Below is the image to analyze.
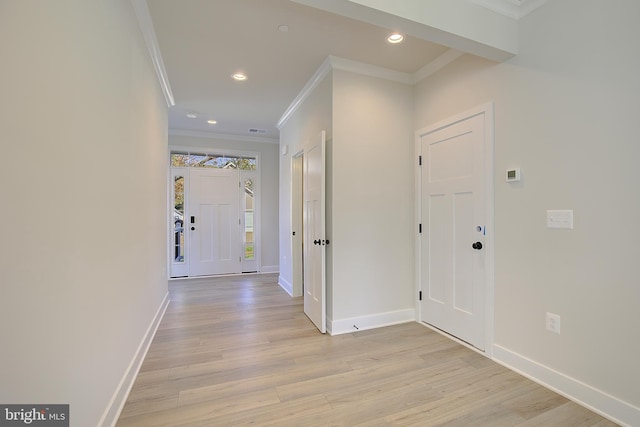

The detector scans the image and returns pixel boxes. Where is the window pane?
[244,178,254,260]
[170,152,256,170]
[171,153,189,167]
[173,176,185,263]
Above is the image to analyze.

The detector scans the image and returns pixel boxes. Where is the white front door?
[188,168,241,276]
[418,109,490,350]
[303,131,326,333]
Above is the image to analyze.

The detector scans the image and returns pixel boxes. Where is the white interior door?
[303,131,326,333]
[419,112,487,350]
[189,168,241,276]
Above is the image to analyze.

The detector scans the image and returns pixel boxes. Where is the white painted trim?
[329,309,416,336]
[278,51,466,132]
[169,129,278,145]
[260,265,279,273]
[98,293,170,427]
[277,57,333,129]
[330,56,414,85]
[278,275,293,296]
[415,102,495,356]
[131,0,174,107]
[413,49,465,84]
[470,0,548,20]
[493,344,639,427]
[482,103,496,358]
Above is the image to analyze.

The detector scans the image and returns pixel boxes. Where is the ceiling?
[146,0,452,141]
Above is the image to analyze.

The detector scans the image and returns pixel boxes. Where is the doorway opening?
[169,150,260,278]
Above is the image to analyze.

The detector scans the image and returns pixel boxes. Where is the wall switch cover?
[547,210,573,229]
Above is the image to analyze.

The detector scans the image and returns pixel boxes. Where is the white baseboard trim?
[329,308,416,336]
[278,276,293,296]
[493,344,639,427]
[260,265,279,273]
[99,293,170,427]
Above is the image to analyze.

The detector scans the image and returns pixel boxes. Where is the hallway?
[117,274,615,426]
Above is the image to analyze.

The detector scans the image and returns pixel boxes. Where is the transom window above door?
[171,151,256,170]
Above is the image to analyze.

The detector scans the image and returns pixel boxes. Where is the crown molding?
[413,49,464,84]
[169,129,279,145]
[131,0,175,107]
[276,56,334,130]
[277,51,465,130]
[470,0,548,20]
[329,56,414,85]
[277,55,413,130]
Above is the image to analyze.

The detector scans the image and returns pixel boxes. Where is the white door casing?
[303,131,326,333]
[188,168,241,276]
[291,153,304,298]
[417,105,494,351]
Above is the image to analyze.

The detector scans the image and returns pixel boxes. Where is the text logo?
[0,405,68,426]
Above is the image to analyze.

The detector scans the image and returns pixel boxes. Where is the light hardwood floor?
[117,274,617,426]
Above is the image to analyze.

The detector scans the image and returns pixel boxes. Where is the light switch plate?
[547,210,573,229]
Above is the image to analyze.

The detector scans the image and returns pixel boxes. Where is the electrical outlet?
[546,312,561,334]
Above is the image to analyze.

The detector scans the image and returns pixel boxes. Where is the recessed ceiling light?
[207,119,217,125]
[387,32,405,44]
[231,72,247,81]
[278,25,289,32]
[185,112,198,119]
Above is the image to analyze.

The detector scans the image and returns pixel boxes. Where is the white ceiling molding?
[470,0,549,20]
[277,52,467,130]
[277,55,414,130]
[329,56,414,85]
[131,0,175,107]
[413,49,465,84]
[169,129,279,145]
[276,56,333,130]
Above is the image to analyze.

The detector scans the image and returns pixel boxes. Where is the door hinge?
[418,155,422,166]
[419,291,422,301]
[418,223,422,234]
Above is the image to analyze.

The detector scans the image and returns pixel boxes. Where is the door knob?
[314,239,321,245]
[472,242,483,250]
[191,227,195,231]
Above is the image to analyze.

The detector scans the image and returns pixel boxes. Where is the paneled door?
[418,108,491,350]
[303,131,326,333]
[188,168,241,276]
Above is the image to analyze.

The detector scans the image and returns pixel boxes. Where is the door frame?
[415,102,495,356]
[291,151,304,297]
[167,145,261,278]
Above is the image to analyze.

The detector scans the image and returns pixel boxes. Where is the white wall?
[331,70,415,330]
[169,133,280,272]
[278,73,332,296]
[0,1,168,426]
[415,0,640,422]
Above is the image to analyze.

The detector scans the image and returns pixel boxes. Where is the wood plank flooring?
[117,274,617,426]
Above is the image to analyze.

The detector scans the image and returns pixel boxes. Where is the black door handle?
[314,239,321,245]
[472,242,483,250]
[191,227,195,231]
